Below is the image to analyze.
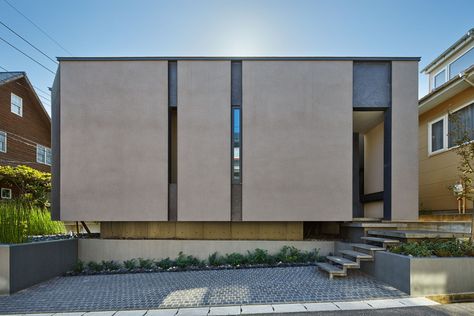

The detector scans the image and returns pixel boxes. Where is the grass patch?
[0,200,66,244]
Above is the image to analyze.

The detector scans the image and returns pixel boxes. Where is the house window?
[448,102,474,147]
[11,93,23,116]
[428,116,448,154]
[1,188,12,200]
[36,145,52,165]
[428,102,474,155]
[433,69,446,89]
[449,47,474,79]
[0,131,6,153]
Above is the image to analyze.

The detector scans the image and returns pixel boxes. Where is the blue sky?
[0,0,473,115]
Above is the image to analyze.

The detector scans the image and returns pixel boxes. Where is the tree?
[0,165,51,208]
[449,115,474,241]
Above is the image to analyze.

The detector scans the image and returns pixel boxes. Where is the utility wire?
[0,35,55,74]
[0,20,58,65]
[3,0,72,56]
[0,64,51,106]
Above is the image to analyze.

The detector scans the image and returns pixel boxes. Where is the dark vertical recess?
[383,108,392,220]
[168,61,177,221]
[352,133,364,218]
[231,61,242,221]
[383,62,393,220]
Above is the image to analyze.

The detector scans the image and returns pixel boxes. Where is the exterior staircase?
[316,234,400,279]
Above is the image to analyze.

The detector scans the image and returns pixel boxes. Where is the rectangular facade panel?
[242,61,353,221]
[177,61,231,221]
[353,62,391,108]
[391,61,419,220]
[60,61,168,221]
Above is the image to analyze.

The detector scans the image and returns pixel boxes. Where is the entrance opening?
[353,111,385,219]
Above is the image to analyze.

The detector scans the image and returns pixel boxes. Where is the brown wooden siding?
[0,78,51,173]
[419,87,474,211]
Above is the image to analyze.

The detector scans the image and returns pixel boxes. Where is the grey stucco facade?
[52,57,419,230]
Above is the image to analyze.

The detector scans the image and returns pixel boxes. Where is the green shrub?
[247,248,275,264]
[123,259,138,270]
[175,252,201,268]
[69,246,325,275]
[390,240,474,257]
[0,165,51,208]
[101,260,121,271]
[156,257,174,269]
[87,261,103,272]
[275,246,300,263]
[208,252,225,266]
[73,260,85,273]
[138,258,154,269]
[225,252,247,266]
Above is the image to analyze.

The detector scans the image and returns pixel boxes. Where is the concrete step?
[361,236,400,247]
[351,243,385,254]
[339,249,373,261]
[326,256,359,268]
[316,262,346,279]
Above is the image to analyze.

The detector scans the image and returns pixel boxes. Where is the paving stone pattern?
[0,267,406,313]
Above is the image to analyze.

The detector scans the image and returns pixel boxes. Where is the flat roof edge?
[57,56,421,62]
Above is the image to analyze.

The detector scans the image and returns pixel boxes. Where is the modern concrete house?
[419,29,474,212]
[52,57,419,241]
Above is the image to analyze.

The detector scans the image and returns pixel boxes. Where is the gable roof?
[0,71,25,85]
[0,71,51,122]
[421,28,474,74]
[419,64,474,115]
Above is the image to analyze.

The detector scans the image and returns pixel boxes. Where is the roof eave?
[421,28,474,73]
[419,66,474,114]
[57,56,421,62]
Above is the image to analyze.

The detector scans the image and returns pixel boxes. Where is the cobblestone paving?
[0,267,406,314]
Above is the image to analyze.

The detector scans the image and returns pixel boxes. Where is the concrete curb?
[0,297,439,315]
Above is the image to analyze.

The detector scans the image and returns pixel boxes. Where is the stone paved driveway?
[0,267,406,314]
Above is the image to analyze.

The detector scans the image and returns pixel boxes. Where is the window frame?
[448,46,474,80]
[0,131,6,153]
[428,101,474,156]
[36,144,52,166]
[1,188,12,200]
[432,68,447,90]
[10,93,23,117]
[428,114,448,156]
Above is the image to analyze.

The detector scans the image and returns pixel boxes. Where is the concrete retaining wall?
[78,239,334,262]
[0,239,77,294]
[358,250,474,295]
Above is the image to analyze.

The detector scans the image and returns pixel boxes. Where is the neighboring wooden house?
[0,72,51,200]
[419,29,474,212]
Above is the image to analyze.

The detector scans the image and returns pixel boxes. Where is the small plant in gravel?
[247,248,275,264]
[73,260,85,273]
[225,252,247,266]
[390,239,474,257]
[102,260,121,271]
[123,259,138,270]
[156,257,174,269]
[138,258,154,269]
[175,252,201,268]
[68,246,324,276]
[208,252,225,266]
[87,261,103,272]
